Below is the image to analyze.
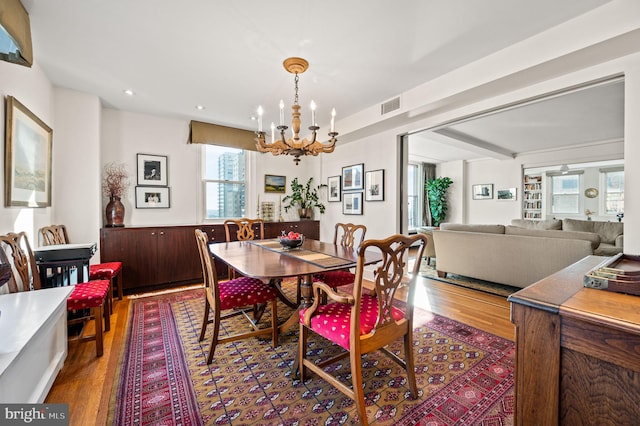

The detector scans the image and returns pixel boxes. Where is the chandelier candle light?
[255,57,338,165]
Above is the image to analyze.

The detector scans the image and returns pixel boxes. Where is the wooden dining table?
[208,238,382,333]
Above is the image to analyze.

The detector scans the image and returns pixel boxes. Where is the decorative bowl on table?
[278,234,304,249]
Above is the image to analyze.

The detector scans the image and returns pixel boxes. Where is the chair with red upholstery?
[195,229,279,364]
[1,231,110,357]
[310,223,366,303]
[299,233,428,426]
[39,224,123,304]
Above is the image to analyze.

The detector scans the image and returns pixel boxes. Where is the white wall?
[52,88,102,246]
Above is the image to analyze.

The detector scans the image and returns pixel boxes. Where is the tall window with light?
[203,145,246,219]
[604,170,624,215]
[551,174,580,214]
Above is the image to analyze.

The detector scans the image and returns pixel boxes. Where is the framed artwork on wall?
[497,187,517,200]
[137,154,168,186]
[365,169,384,201]
[327,175,341,202]
[342,163,364,191]
[264,174,286,193]
[343,192,363,215]
[135,186,170,208]
[4,96,53,207]
[472,184,493,200]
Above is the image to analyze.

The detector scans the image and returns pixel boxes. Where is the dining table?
[208,238,383,333]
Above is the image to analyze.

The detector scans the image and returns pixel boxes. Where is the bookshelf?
[523,174,543,219]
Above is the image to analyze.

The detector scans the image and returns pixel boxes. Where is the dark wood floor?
[45,277,514,425]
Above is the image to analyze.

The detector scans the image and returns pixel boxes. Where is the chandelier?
[255,57,337,165]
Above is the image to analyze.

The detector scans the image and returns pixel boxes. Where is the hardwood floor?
[44,277,514,425]
[45,295,130,426]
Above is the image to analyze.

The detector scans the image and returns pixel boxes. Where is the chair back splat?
[0,232,41,292]
[223,218,264,242]
[299,232,428,426]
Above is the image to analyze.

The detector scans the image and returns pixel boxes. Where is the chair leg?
[116,270,123,300]
[206,312,221,364]
[199,298,210,342]
[404,331,418,398]
[103,297,111,332]
[92,305,104,357]
[298,324,308,381]
[350,349,368,426]
[270,299,278,348]
[107,277,114,315]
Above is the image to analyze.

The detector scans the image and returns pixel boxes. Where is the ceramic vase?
[106,196,125,227]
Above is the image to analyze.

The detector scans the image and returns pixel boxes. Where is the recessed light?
[195,105,205,110]
[123,89,135,96]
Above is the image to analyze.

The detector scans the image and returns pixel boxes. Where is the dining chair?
[311,222,367,303]
[298,233,428,426]
[223,218,264,279]
[39,224,124,304]
[195,229,279,364]
[1,231,111,357]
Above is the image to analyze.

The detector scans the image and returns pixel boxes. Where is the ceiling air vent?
[381,97,400,115]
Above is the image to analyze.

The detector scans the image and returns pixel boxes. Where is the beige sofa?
[432,223,595,288]
[511,218,623,255]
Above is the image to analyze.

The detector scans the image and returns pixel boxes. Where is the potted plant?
[102,162,130,227]
[282,177,326,219]
[426,176,453,227]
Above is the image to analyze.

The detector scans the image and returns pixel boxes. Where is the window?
[551,174,580,214]
[407,163,420,231]
[203,145,246,219]
[604,170,624,214]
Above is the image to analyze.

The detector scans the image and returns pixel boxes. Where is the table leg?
[300,273,314,308]
[270,278,298,309]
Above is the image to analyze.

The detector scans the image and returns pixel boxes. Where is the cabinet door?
[157,227,203,283]
[101,228,159,289]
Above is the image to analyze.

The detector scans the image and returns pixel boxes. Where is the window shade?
[187,120,258,151]
[0,0,32,67]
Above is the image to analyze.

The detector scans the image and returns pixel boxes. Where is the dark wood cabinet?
[100,221,319,294]
[509,255,640,425]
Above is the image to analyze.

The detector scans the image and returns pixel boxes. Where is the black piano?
[34,243,97,287]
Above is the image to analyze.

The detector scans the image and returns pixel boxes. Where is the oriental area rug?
[110,282,514,425]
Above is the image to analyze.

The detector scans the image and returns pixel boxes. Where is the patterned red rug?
[111,284,514,425]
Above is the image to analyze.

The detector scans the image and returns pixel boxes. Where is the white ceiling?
[409,78,624,162]
[22,0,618,160]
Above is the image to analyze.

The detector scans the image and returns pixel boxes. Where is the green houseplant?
[426,176,453,227]
[282,177,326,219]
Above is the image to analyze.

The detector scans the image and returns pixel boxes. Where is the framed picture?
[365,169,384,201]
[472,184,493,200]
[497,187,517,200]
[342,163,364,191]
[343,192,363,215]
[137,154,168,186]
[4,96,53,207]
[135,186,170,208]
[264,174,286,193]
[327,175,341,202]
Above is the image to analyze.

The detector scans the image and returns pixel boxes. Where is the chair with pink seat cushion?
[1,231,110,357]
[309,222,366,303]
[195,229,279,364]
[299,233,428,426]
[39,224,123,306]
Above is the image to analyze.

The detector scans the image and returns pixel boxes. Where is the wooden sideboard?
[100,221,319,294]
[508,255,640,425]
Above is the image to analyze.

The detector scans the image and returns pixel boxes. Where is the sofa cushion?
[511,219,562,230]
[563,218,623,245]
[505,226,600,251]
[439,223,505,234]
